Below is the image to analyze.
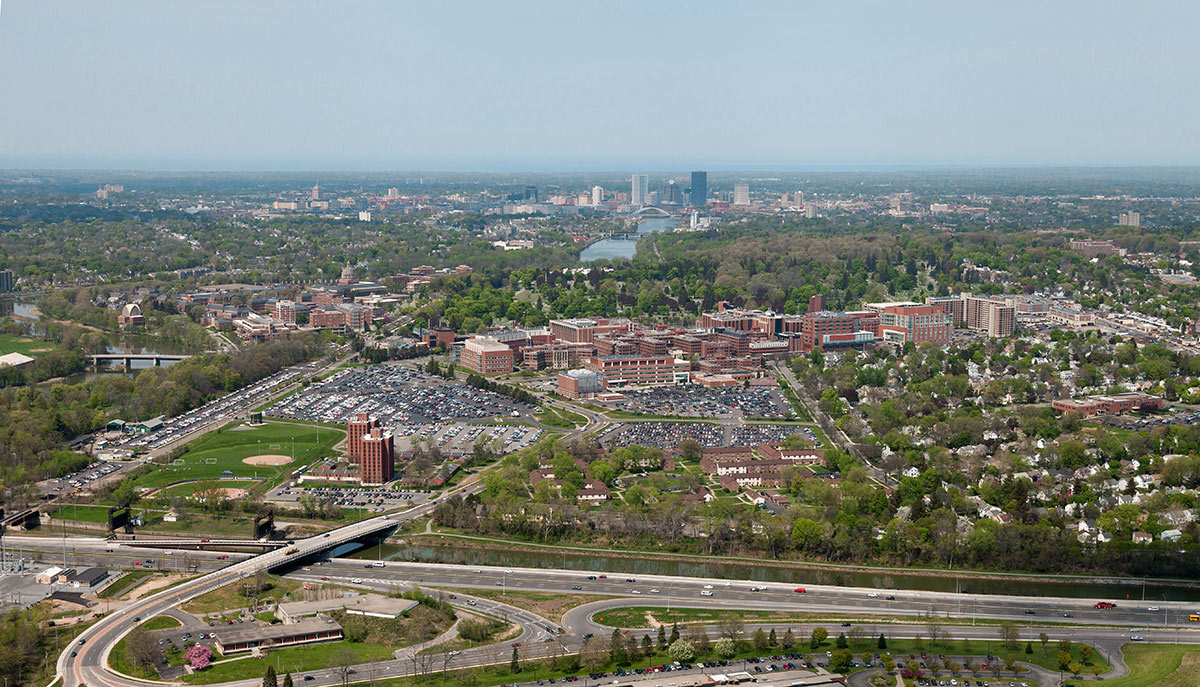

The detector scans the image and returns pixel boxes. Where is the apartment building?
[876,304,952,345]
[359,427,395,485]
[963,294,1016,337]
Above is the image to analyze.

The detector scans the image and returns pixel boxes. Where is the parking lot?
[45,460,129,496]
[600,422,821,450]
[393,422,541,455]
[267,364,536,425]
[107,367,303,453]
[599,384,791,419]
[267,484,431,510]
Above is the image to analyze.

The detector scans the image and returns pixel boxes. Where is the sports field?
[132,421,344,492]
[0,333,54,357]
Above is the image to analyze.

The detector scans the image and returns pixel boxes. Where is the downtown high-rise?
[690,170,708,207]
[631,174,648,205]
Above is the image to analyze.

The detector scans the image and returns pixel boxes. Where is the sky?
[1,1,1198,171]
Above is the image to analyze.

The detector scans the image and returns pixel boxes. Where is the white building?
[592,186,604,206]
[733,183,750,206]
[631,174,648,206]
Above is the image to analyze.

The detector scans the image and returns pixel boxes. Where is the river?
[579,216,677,262]
[347,541,1200,602]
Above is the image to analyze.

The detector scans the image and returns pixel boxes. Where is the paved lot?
[268,364,537,425]
[267,484,431,510]
[601,384,792,419]
[600,422,818,449]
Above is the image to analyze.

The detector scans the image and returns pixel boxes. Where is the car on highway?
[885,595,895,600]
[351,578,363,584]
[794,587,806,593]
[703,584,713,589]
[1131,635,1144,641]
[650,589,660,593]
[700,590,713,596]
[631,590,641,594]
[868,592,879,598]
[571,585,582,590]
[1148,606,1160,611]
[1094,601,1117,608]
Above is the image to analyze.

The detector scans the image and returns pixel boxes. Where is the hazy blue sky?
[1,1,1197,171]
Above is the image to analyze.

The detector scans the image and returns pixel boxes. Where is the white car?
[631,590,641,594]
[703,584,714,589]
[351,578,363,584]
[1148,606,1160,611]
[650,589,661,594]
[868,592,879,598]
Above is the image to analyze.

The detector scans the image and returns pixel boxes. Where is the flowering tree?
[185,645,213,670]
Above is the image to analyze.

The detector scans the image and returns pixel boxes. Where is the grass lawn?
[98,570,159,599]
[182,575,303,614]
[0,333,55,356]
[131,421,344,491]
[109,633,158,680]
[1101,644,1200,687]
[48,504,114,523]
[183,641,395,684]
[141,615,183,630]
[538,407,585,429]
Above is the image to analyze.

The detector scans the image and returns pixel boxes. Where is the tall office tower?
[644,190,660,206]
[631,174,648,205]
[311,184,320,200]
[690,171,708,207]
[592,186,604,206]
[733,183,750,206]
[525,185,538,203]
[808,294,827,313]
[1119,211,1141,227]
[0,269,13,292]
[663,180,682,204]
[806,205,817,219]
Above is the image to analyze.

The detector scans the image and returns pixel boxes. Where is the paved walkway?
[393,618,461,660]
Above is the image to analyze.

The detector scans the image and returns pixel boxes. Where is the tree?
[642,634,653,655]
[1039,632,1049,652]
[670,623,681,645]
[677,439,702,461]
[125,628,159,672]
[752,628,768,649]
[510,646,521,674]
[668,640,695,663]
[810,627,828,649]
[717,613,745,640]
[657,626,667,651]
[1025,641,1033,655]
[877,633,887,650]
[714,637,737,659]
[283,674,294,687]
[1078,645,1093,664]
[609,629,628,665]
[264,665,278,687]
[835,632,848,649]
[332,647,357,687]
[830,649,853,671]
[768,628,777,646]
[998,622,1019,648]
[1056,650,1072,670]
[781,628,795,649]
[1069,663,1083,677]
[185,645,213,670]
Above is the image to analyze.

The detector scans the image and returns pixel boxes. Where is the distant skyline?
[2,1,1199,171]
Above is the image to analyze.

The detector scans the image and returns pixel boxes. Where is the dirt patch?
[214,487,249,499]
[125,573,198,602]
[243,454,293,466]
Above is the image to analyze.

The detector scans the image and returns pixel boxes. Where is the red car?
[1094,601,1117,609]
[794,587,806,593]
[217,555,229,560]
[134,561,142,566]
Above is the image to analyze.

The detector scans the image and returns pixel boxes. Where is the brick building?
[359,427,395,485]
[346,413,379,463]
[459,337,514,376]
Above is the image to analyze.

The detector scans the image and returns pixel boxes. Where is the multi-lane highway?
[26,496,1199,687]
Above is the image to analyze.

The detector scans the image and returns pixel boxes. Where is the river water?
[579,216,677,262]
[347,541,1200,602]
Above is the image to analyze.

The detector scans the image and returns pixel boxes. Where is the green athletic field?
[132,421,344,491]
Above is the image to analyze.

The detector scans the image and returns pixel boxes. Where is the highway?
[52,478,481,687]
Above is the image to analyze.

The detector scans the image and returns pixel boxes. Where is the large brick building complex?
[459,337,515,376]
